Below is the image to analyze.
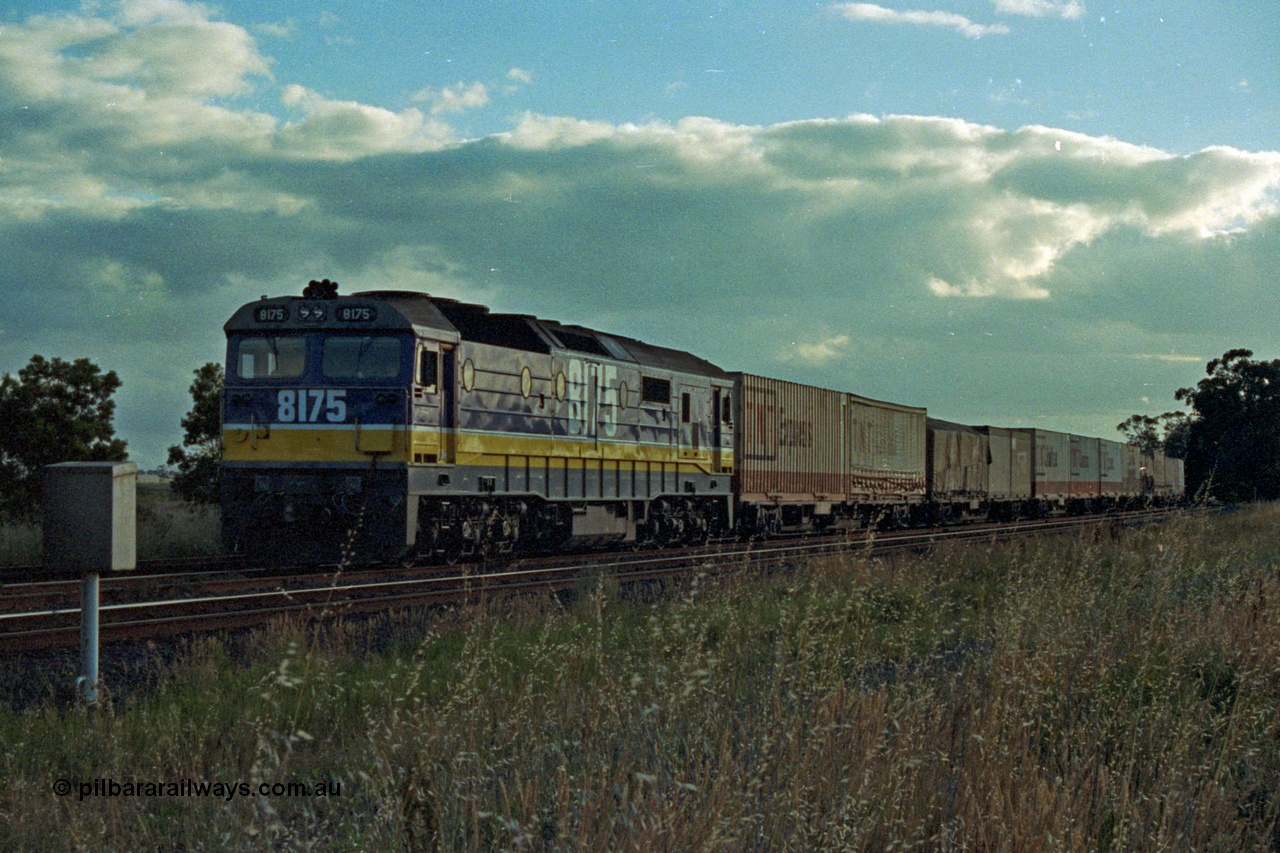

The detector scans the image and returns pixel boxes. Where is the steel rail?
[0,554,247,586]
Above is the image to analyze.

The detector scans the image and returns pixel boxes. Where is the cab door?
[411,343,439,463]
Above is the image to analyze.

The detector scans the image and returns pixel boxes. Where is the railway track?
[0,508,1181,654]
[0,554,247,586]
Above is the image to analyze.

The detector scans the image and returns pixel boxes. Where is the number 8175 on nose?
[277,389,347,423]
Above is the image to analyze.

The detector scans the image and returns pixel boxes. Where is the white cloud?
[502,113,622,149]
[0,3,269,102]
[430,81,488,114]
[832,3,1011,38]
[1133,354,1203,363]
[786,335,852,365]
[421,81,491,115]
[928,277,1050,299]
[991,0,1085,19]
[255,20,295,39]
[117,0,217,28]
[500,67,534,96]
[279,85,455,158]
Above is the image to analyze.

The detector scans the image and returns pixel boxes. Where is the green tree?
[1116,414,1163,456]
[1160,411,1191,459]
[1116,411,1190,458]
[1174,348,1280,502]
[0,355,128,518]
[167,363,223,504]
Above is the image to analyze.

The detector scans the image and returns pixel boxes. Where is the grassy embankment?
[1,505,1278,849]
[0,482,220,566]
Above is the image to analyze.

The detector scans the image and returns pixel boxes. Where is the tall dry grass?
[1,505,1277,850]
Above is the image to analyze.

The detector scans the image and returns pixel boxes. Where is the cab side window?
[418,348,438,392]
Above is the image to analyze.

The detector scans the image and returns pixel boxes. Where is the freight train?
[221,281,1184,564]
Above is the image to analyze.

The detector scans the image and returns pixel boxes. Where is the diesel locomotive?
[222,280,736,563]
[221,280,1184,565]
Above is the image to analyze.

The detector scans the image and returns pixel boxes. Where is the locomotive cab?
[221,281,459,564]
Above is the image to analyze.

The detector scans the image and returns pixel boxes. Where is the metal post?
[77,571,100,705]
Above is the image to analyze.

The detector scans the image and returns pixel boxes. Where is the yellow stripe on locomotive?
[224,422,734,476]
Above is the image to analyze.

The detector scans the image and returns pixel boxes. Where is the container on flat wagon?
[1138,450,1156,493]
[926,419,989,501]
[1121,443,1144,497]
[1030,429,1071,502]
[1098,438,1125,497]
[733,373,926,504]
[1148,448,1170,494]
[1167,456,1185,496]
[1069,435,1101,498]
[981,426,1033,500]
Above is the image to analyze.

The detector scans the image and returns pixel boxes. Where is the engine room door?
[677,384,707,460]
[439,346,456,463]
[711,388,723,471]
[586,361,600,453]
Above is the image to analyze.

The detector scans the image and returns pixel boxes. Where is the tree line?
[0,356,221,519]
[1120,348,1280,502]
[1,347,1278,519]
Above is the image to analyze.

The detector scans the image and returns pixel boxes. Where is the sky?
[1,0,1277,467]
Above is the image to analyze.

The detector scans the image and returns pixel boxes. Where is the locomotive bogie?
[221,465,411,564]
